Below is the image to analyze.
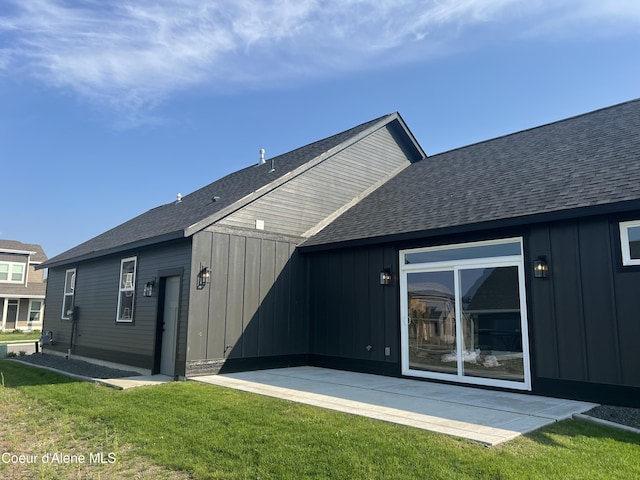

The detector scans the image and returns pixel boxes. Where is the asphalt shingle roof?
[42,114,394,268]
[0,240,47,263]
[303,98,640,249]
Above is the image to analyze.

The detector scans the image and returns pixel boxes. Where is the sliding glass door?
[400,238,531,390]
[406,270,458,375]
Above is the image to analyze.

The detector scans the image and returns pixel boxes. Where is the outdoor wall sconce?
[380,269,392,285]
[533,257,549,278]
[143,278,156,297]
[197,264,211,288]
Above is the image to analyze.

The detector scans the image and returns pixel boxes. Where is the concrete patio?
[97,374,173,390]
[193,366,597,446]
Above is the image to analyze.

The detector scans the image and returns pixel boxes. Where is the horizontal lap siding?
[42,240,191,370]
[16,299,30,323]
[217,126,412,236]
[42,268,73,353]
[29,267,45,284]
[0,254,28,288]
[528,213,640,388]
[0,253,27,264]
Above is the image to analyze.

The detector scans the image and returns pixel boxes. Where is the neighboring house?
[39,100,640,407]
[1,240,47,332]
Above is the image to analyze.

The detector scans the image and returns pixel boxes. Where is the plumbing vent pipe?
[259,148,266,165]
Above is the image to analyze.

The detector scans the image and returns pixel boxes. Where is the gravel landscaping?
[584,405,640,431]
[13,353,141,379]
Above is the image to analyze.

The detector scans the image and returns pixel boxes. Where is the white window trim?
[116,257,137,323]
[0,261,26,284]
[620,220,640,266]
[28,300,43,323]
[61,269,76,320]
[399,237,532,391]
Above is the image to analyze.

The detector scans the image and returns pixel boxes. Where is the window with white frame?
[29,300,43,322]
[62,269,76,319]
[620,220,640,266]
[0,262,26,283]
[117,257,137,322]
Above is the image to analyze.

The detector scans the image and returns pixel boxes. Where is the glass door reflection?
[407,271,457,375]
[459,266,524,382]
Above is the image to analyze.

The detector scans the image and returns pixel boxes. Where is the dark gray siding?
[42,267,72,347]
[42,239,192,371]
[307,244,399,372]
[186,227,308,375]
[217,125,413,237]
[305,213,640,405]
[528,214,640,390]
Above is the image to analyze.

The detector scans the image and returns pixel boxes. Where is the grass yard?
[1,361,639,480]
[0,330,41,343]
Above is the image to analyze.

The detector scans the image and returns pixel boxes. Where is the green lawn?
[0,330,41,343]
[1,361,639,480]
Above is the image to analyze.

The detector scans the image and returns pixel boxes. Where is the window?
[62,269,76,319]
[404,239,522,265]
[0,262,26,283]
[620,220,640,266]
[400,238,531,391]
[117,257,137,322]
[29,300,43,322]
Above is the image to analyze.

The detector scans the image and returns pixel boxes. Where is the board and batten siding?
[42,239,192,371]
[307,243,400,375]
[186,228,307,375]
[527,213,640,400]
[216,125,414,237]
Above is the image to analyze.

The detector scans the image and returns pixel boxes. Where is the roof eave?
[38,230,187,270]
[0,248,37,255]
[393,112,427,160]
[300,199,640,253]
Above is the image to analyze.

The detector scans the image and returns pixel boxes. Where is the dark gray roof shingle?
[42,114,395,268]
[303,98,640,249]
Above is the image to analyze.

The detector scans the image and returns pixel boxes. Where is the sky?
[1,0,639,260]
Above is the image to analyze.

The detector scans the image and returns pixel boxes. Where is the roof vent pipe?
[259,148,266,165]
[176,193,182,203]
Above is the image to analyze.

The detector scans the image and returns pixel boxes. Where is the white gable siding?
[216,125,412,237]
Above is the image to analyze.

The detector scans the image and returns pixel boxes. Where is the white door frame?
[399,237,532,391]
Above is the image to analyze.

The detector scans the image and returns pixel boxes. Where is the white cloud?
[0,0,638,123]
[519,0,640,38]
